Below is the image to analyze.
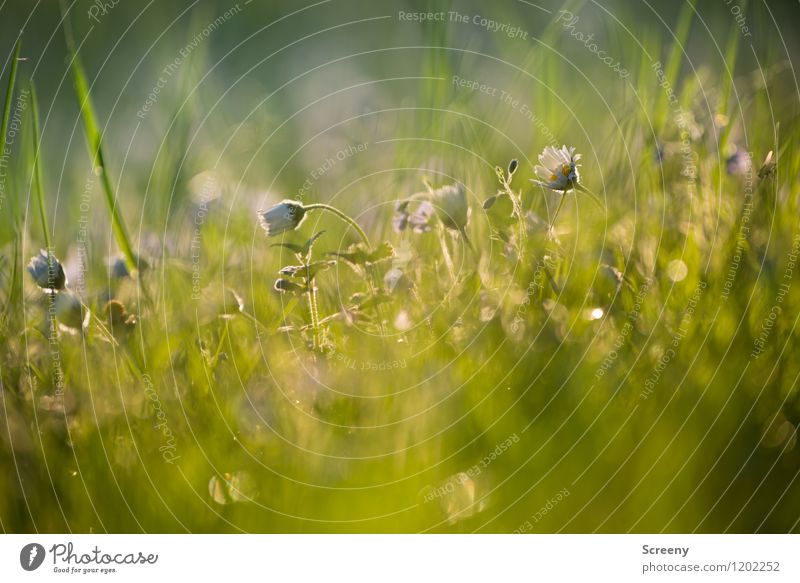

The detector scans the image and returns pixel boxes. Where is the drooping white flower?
[532,145,581,191]
[257,200,307,237]
[27,250,67,292]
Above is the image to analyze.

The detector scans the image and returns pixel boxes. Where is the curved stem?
[549,191,568,238]
[304,203,371,249]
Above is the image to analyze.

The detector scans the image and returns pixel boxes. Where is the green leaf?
[348,290,391,311]
[370,241,395,263]
[271,230,325,260]
[328,241,395,265]
[484,192,517,227]
[273,278,306,294]
[279,260,335,279]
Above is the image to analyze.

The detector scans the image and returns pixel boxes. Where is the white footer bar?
[1,535,796,582]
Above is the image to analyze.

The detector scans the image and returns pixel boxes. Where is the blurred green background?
[0,0,799,532]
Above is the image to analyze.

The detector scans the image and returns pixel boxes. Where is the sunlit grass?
[0,1,798,534]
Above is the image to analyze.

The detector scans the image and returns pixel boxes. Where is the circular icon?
[19,543,46,571]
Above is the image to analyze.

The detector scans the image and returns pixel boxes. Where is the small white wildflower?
[258,200,307,237]
[532,145,581,191]
[27,250,67,292]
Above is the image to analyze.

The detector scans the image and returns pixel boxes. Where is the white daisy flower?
[258,200,307,237]
[532,145,581,191]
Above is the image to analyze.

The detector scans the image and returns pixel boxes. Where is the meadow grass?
[0,1,798,533]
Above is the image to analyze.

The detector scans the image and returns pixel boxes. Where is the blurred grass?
[0,0,799,533]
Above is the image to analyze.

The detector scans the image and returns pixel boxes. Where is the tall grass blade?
[60,7,138,273]
[1,37,22,321]
[655,0,697,135]
[29,82,51,251]
[718,0,746,154]
[1,38,22,166]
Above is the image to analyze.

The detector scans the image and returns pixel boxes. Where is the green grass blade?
[1,38,22,165]
[1,37,22,232]
[62,18,138,272]
[718,0,746,153]
[29,82,51,251]
[663,0,697,93]
[1,36,22,321]
[655,0,697,134]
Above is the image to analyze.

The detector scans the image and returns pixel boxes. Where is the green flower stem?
[304,203,371,248]
[309,291,321,350]
[549,191,568,238]
[306,263,321,351]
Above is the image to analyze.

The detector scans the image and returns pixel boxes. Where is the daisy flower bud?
[758,151,776,180]
[27,250,67,292]
[532,145,581,191]
[258,200,307,237]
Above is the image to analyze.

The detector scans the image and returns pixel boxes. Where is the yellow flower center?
[561,164,571,177]
[550,173,557,181]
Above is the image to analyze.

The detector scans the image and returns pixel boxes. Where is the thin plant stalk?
[306,262,321,351]
[437,224,457,284]
[549,191,568,237]
[498,171,527,256]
